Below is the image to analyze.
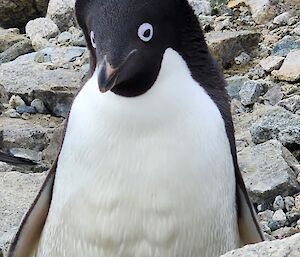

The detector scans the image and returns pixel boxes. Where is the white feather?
[36,48,240,257]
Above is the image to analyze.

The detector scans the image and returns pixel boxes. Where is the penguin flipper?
[8,164,57,257]
[236,179,265,245]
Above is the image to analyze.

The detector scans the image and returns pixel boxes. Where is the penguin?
[8,0,264,257]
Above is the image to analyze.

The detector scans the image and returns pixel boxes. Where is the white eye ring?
[138,23,153,42]
[90,31,96,49]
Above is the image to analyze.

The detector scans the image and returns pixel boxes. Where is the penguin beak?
[97,50,138,93]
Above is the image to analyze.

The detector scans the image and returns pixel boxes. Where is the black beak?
[98,58,119,93]
[97,50,138,93]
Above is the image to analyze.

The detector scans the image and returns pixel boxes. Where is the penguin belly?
[35,49,240,257]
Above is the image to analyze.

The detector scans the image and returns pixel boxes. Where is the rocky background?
[0,0,300,256]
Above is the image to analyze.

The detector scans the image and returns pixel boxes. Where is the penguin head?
[76,0,209,97]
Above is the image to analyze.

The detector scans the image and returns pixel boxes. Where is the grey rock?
[246,0,278,24]
[238,140,300,204]
[260,221,271,233]
[264,85,283,106]
[47,0,77,31]
[0,28,26,52]
[31,35,51,52]
[271,226,299,239]
[188,0,212,15]
[26,17,60,41]
[267,219,281,231]
[259,56,284,73]
[9,148,41,163]
[31,99,47,114]
[16,106,37,114]
[247,65,266,80]
[0,50,82,118]
[206,30,260,67]
[0,38,34,64]
[34,51,52,63]
[293,24,300,36]
[284,196,295,212]
[273,12,290,26]
[221,232,300,257]
[8,95,25,109]
[273,196,285,211]
[272,50,300,82]
[239,80,262,106]
[250,106,300,146]
[258,210,274,222]
[272,209,287,227]
[234,52,251,66]
[0,84,8,104]
[225,76,250,100]
[272,36,300,57]
[57,31,72,45]
[279,95,300,113]
[4,109,20,119]
[0,0,49,29]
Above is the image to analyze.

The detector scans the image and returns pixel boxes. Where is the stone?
[284,196,295,212]
[238,140,300,203]
[271,227,299,239]
[263,85,283,106]
[273,196,285,211]
[57,31,72,45]
[47,0,77,31]
[0,29,26,52]
[16,106,37,114]
[258,210,274,222]
[0,0,49,29]
[272,50,300,82]
[221,232,300,257]
[293,24,300,36]
[234,52,251,65]
[8,95,26,109]
[250,106,300,147]
[0,51,82,118]
[4,109,21,119]
[272,36,300,57]
[31,99,47,114]
[246,0,278,24]
[247,65,266,80]
[0,171,46,254]
[31,35,51,52]
[272,209,287,227]
[0,38,34,64]
[239,80,262,106]
[225,76,250,100]
[188,0,212,15]
[273,12,290,26]
[26,17,60,41]
[259,56,284,73]
[0,84,8,104]
[206,30,260,67]
[278,95,300,113]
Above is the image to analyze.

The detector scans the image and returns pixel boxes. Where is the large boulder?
[0,0,49,30]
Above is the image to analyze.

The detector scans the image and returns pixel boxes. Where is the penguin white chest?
[36,49,239,257]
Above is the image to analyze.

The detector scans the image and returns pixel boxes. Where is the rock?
[0,115,63,152]
[188,0,212,15]
[234,52,251,65]
[226,76,250,100]
[239,80,262,106]
[272,50,300,82]
[246,0,278,24]
[221,230,300,257]
[16,106,37,114]
[46,0,77,31]
[0,84,8,104]
[0,50,82,118]
[4,109,21,119]
[238,140,300,203]
[273,196,285,211]
[278,95,300,113]
[26,17,60,41]
[0,171,46,254]
[206,30,260,67]
[250,106,300,147]
[247,65,266,80]
[9,148,41,163]
[31,35,51,52]
[293,24,300,36]
[259,56,285,73]
[258,210,274,222]
[31,99,47,114]
[272,209,287,227]
[57,31,72,45]
[271,227,299,239]
[0,38,34,64]
[264,85,283,106]
[0,29,26,52]
[284,196,295,212]
[8,95,26,109]
[273,12,290,26]
[0,0,49,29]
[68,27,86,47]
[272,36,300,57]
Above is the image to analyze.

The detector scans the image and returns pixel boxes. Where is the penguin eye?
[90,31,96,49]
[138,23,153,42]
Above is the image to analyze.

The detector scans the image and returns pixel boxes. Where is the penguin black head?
[75,0,214,97]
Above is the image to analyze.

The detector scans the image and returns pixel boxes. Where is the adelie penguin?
[8,0,264,256]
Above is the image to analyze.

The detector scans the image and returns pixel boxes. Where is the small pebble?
[272,209,287,227]
[284,196,295,211]
[234,52,251,66]
[273,195,285,210]
[4,109,21,118]
[31,99,47,114]
[21,113,30,120]
[268,219,281,231]
[8,95,25,109]
[258,210,274,222]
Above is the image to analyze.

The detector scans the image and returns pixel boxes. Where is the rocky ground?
[0,0,300,256]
